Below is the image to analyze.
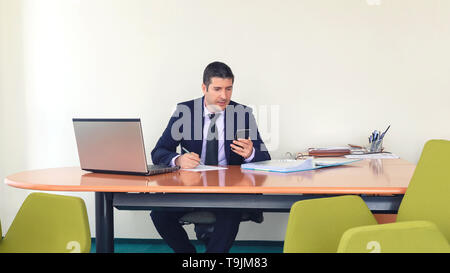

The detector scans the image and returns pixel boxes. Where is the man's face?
[202,77,233,112]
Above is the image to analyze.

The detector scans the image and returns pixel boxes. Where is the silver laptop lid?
[73,118,148,174]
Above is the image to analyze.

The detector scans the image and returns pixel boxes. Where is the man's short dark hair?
[203,61,234,90]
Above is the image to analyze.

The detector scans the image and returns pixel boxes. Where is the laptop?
[73,118,180,176]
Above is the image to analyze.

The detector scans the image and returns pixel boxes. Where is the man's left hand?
[231,138,253,159]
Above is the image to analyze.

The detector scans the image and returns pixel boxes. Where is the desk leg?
[95,192,114,253]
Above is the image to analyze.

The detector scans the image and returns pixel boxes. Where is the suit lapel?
[224,107,230,164]
[224,102,237,164]
[191,96,204,156]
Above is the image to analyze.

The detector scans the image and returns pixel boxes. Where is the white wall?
[1,0,449,241]
[0,0,30,237]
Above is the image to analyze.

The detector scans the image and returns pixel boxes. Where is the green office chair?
[0,192,91,253]
[284,139,450,253]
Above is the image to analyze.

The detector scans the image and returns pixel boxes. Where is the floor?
[90,238,284,253]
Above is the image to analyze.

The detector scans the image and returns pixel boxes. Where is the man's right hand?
[175,152,201,169]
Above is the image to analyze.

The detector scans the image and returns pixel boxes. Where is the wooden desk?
[4,158,415,253]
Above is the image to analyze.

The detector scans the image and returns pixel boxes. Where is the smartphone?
[235,129,252,140]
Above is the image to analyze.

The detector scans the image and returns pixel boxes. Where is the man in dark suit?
[150,61,271,253]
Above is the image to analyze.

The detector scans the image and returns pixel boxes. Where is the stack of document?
[308,147,351,157]
[241,158,361,173]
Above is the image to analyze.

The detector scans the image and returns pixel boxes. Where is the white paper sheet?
[182,165,228,172]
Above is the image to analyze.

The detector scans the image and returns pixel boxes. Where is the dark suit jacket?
[151,96,271,166]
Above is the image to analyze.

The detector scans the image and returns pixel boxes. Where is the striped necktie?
[205,113,220,165]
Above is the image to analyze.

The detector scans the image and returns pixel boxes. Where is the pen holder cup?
[369,139,384,153]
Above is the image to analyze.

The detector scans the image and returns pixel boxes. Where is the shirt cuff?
[244,148,256,163]
[170,154,181,167]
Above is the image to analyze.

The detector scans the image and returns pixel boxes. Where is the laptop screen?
[73,119,148,174]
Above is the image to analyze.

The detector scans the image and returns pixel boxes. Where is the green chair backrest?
[0,192,91,253]
[284,195,378,253]
[397,139,450,242]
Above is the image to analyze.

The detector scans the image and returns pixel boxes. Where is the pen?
[182,147,202,165]
[380,125,391,140]
[373,130,379,142]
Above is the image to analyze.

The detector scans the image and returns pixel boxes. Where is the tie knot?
[208,113,220,120]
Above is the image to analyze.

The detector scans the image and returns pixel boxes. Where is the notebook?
[241,158,362,173]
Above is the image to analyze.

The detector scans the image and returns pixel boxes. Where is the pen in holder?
[368,125,390,153]
[369,138,384,153]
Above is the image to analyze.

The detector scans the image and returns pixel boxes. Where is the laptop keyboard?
[147,164,180,175]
